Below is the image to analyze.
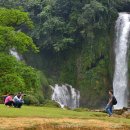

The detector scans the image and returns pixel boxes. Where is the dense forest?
[0,0,130,108]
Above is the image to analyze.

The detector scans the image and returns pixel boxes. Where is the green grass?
[0,105,130,125]
[0,104,104,118]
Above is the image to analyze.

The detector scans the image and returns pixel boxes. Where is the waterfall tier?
[113,12,130,109]
[50,84,80,109]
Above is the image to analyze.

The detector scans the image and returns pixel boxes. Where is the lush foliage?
[0,0,130,107]
[0,8,38,53]
[0,53,47,105]
[0,0,130,52]
[0,8,46,104]
[0,53,43,95]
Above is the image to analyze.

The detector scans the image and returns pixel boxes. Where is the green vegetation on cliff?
[0,0,130,107]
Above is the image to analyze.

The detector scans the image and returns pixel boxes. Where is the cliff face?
[22,1,130,108]
[25,27,115,108]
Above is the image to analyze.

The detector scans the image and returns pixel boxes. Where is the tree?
[0,8,38,53]
[0,8,43,102]
[0,53,42,95]
[34,0,75,52]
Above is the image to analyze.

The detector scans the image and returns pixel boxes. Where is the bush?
[0,53,46,100]
[43,100,61,108]
[24,95,40,105]
[34,92,45,104]
[0,74,25,94]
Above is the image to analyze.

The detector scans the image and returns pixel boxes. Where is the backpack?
[112,96,117,105]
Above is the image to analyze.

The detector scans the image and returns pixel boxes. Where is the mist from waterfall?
[50,84,80,109]
[113,13,130,109]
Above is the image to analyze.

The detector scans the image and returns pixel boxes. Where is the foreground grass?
[0,104,104,118]
[0,104,130,125]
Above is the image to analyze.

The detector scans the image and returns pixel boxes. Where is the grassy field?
[0,104,105,118]
[0,104,130,125]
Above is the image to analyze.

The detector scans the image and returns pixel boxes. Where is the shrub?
[24,95,40,105]
[43,100,61,108]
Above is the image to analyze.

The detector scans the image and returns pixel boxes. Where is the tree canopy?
[0,8,38,53]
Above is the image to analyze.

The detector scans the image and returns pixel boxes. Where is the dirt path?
[0,117,129,130]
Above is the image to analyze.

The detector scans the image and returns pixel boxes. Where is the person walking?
[105,90,115,117]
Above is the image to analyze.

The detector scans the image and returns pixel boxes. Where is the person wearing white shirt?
[13,93,24,108]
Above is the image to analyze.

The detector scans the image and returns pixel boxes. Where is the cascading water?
[10,48,22,60]
[50,84,80,109]
[113,13,130,109]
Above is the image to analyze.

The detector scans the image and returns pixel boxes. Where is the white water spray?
[113,13,130,109]
[50,84,80,109]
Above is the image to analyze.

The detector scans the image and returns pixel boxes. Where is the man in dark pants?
[105,90,114,117]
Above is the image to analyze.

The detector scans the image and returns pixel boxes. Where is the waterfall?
[113,13,130,109]
[10,48,22,60]
[50,84,80,109]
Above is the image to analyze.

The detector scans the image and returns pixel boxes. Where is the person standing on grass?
[105,90,114,117]
[4,94,14,107]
